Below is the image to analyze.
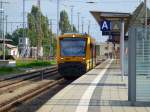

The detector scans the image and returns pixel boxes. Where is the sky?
[1,0,148,42]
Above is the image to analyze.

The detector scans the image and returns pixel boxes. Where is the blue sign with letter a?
[100,20,111,31]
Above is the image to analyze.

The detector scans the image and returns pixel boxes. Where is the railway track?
[0,77,64,112]
[0,66,57,89]
[0,66,64,112]
[0,66,57,82]
[0,69,58,95]
[0,60,104,112]
[0,60,102,94]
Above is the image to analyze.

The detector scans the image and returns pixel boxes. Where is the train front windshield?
[60,38,86,57]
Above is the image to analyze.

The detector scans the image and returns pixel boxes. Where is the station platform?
[37,59,150,112]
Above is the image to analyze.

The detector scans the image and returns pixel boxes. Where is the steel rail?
[0,78,64,112]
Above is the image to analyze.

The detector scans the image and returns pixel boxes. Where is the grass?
[16,59,56,68]
[0,59,56,76]
[0,67,24,75]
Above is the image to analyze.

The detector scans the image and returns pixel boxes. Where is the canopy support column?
[120,19,125,81]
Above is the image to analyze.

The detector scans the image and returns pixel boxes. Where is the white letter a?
[102,21,108,30]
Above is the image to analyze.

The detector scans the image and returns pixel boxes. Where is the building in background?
[96,42,119,59]
[5,44,19,58]
[19,37,30,58]
[30,47,43,59]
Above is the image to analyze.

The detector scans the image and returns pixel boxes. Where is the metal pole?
[143,0,147,63]
[2,11,5,60]
[0,1,8,60]
[82,17,84,33]
[144,0,147,40]
[57,0,59,36]
[77,12,80,33]
[5,15,7,35]
[70,5,74,31]
[51,20,54,44]
[88,20,91,34]
[11,23,12,33]
[120,19,125,81]
[0,2,5,60]
[23,0,25,38]
[145,0,147,29]
[50,19,53,57]
[0,2,2,39]
[37,0,40,9]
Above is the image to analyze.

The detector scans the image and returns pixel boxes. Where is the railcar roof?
[59,33,96,44]
[60,33,85,37]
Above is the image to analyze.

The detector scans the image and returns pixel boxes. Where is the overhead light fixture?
[86,1,97,4]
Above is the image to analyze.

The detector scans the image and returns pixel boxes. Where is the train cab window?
[60,38,86,57]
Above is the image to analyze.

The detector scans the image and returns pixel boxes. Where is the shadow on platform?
[70,82,126,87]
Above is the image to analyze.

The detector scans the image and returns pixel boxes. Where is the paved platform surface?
[37,59,150,112]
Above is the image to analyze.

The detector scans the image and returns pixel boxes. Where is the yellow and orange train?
[56,33,96,78]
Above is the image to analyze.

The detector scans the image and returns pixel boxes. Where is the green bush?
[16,60,55,68]
[0,60,56,75]
[0,67,23,75]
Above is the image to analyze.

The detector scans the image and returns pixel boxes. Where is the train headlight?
[61,58,64,60]
[83,58,85,60]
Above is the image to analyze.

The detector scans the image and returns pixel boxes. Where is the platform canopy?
[90,11,131,43]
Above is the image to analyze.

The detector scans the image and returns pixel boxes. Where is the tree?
[3,6,57,59]
[59,10,72,34]
[59,10,78,34]
[51,34,57,56]
[27,13,37,47]
[28,6,43,58]
[8,28,28,46]
[28,5,51,58]
[71,25,77,33]
[41,16,51,57]
[5,33,12,39]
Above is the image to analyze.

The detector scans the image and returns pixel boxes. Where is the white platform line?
[75,59,113,112]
